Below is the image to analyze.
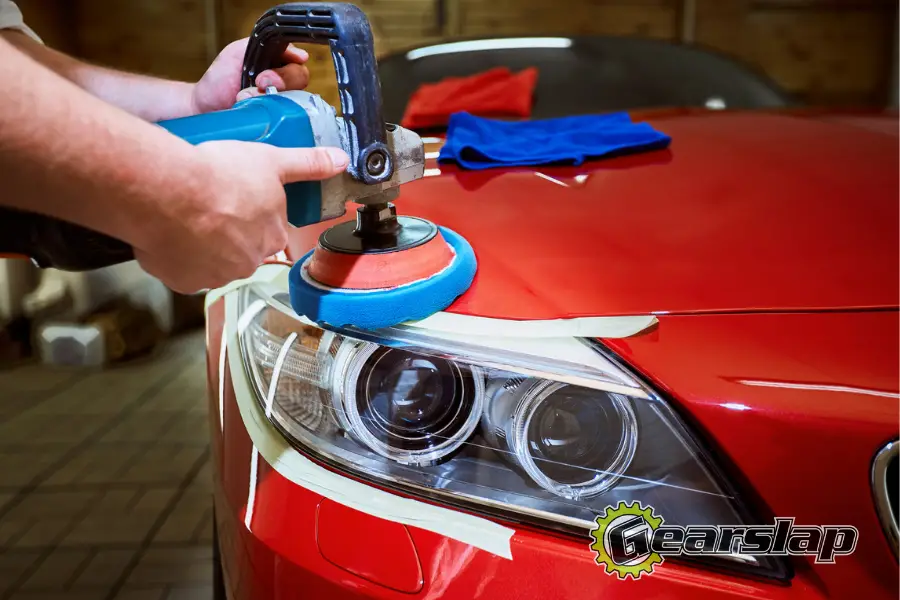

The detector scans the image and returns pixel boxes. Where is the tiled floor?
[0,332,214,600]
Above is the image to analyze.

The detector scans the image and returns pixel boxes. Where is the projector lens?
[337,343,483,466]
[483,378,638,500]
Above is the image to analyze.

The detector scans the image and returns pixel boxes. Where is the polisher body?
[159,90,425,228]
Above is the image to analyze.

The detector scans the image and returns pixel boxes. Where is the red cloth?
[401,67,538,130]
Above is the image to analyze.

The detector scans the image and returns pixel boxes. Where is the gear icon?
[590,501,664,580]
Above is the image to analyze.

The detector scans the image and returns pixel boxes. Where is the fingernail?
[326,148,350,169]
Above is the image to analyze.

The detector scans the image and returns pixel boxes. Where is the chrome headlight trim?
[872,440,899,557]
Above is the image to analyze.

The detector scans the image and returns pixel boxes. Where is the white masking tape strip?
[204,264,289,314]
[224,293,516,559]
[207,264,656,340]
[406,311,657,339]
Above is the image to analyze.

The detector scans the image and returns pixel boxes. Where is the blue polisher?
[0,2,476,328]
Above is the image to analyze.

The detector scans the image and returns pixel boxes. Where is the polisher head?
[288,202,477,330]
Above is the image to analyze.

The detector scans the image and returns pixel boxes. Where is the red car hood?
[286,110,899,321]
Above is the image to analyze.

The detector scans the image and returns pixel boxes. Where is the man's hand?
[133,142,349,293]
[192,38,311,114]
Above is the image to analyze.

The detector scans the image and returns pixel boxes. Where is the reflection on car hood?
[286,110,899,320]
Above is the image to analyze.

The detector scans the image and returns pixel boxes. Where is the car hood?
[286,110,899,321]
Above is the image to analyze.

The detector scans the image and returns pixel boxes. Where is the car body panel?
[288,110,899,320]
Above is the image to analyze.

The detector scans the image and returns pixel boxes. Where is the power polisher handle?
[240,2,393,185]
[0,207,134,271]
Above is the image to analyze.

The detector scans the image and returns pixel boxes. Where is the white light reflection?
[424,151,441,160]
[721,402,751,411]
[237,299,266,335]
[406,38,572,61]
[737,380,899,399]
[534,172,567,187]
[217,324,227,433]
[423,168,442,177]
[244,446,259,531]
[265,332,298,418]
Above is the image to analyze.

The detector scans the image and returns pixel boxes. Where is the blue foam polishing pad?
[289,227,477,330]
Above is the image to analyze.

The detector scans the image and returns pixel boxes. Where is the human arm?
[0,36,347,292]
[0,29,311,121]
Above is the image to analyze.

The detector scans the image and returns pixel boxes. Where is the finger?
[266,146,350,183]
[256,64,309,92]
[281,44,309,64]
[236,87,263,102]
[262,225,290,259]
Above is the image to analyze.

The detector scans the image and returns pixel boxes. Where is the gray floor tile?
[62,513,158,547]
[127,547,212,586]
[0,332,215,599]
[117,446,207,486]
[154,501,210,545]
[70,549,135,588]
[42,444,146,486]
[0,447,72,487]
[101,413,183,444]
[9,592,105,600]
[112,588,167,600]
[0,551,41,592]
[20,548,91,590]
[0,364,81,395]
[166,585,213,600]
[13,519,76,548]
[3,491,96,521]
[0,414,107,446]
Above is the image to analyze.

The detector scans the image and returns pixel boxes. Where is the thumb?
[266,146,350,184]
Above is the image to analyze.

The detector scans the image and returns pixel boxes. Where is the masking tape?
[208,263,657,339]
[224,292,516,559]
[204,263,288,314]
[407,311,657,339]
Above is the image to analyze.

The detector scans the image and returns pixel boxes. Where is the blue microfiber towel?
[438,111,671,170]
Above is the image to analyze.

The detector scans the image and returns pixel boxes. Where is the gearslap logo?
[589,501,859,580]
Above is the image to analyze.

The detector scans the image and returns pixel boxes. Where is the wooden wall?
[15,0,899,107]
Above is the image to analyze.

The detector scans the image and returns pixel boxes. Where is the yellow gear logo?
[590,501,664,580]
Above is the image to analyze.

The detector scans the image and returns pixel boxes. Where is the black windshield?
[378,36,792,127]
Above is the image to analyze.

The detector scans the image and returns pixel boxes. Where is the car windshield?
[377,36,791,128]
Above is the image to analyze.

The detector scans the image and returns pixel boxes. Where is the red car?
[205,38,899,599]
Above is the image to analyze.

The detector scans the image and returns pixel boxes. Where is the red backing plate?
[307,231,456,290]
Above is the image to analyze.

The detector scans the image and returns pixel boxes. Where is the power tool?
[0,2,424,271]
[0,3,477,329]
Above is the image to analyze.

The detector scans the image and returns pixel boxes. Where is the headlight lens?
[335,343,484,465]
[237,284,786,580]
[484,378,638,500]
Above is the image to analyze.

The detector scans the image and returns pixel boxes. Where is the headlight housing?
[237,283,788,580]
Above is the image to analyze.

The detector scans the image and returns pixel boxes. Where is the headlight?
[237,283,788,580]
